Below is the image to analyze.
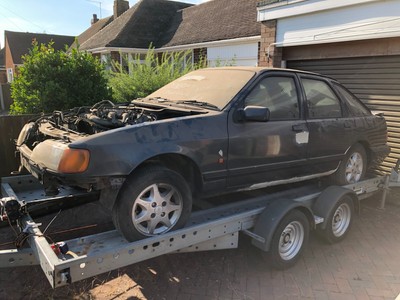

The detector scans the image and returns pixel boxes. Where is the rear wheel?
[334,144,367,185]
[113,166,192,242]
[266,210,309,270]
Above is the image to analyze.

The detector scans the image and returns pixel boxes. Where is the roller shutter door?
[288,56,400,174]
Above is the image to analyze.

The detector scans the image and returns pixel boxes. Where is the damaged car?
[16,67,390,241]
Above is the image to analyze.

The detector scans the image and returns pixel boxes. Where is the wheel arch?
[99,153,203,210]
[251,199,314,252]
[312,185,359,231]
[136,153,203,196]
[356,140,371,166]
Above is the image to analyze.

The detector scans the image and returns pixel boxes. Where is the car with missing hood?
[16,67,390,241]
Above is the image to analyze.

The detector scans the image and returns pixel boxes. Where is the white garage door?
[207,43,258,67]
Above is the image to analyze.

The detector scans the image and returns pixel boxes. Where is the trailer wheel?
[112,166,192,242]
[317,195,354,244]
[267,210,309,270]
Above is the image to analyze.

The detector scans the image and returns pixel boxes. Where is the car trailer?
[0,162,399,289]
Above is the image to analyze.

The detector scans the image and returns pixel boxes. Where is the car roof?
[206,66,334,80]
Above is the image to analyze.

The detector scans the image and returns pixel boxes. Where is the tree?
[10,41,110,114]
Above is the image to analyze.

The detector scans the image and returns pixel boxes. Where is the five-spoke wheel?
[132,183,183,236]
[112,165,192,241]
[334,143,367,185]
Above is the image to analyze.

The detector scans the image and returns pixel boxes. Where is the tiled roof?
[5,31,75,65]
[79,0,260,51]
[80,0,193,50]
[70,16,114,49]
[257,0,285,7]
[159,0,260,47]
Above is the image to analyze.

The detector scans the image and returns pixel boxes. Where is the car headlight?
[58,148,90,174]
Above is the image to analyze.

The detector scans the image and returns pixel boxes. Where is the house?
[257,0,400,173]
[0,48,5,83]
[76,0,261,67]
[4,31,75,83]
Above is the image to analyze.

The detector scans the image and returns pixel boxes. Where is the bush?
[10,41,110,114]
[108,48,205,102]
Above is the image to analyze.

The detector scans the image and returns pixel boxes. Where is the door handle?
[292,124,307,132]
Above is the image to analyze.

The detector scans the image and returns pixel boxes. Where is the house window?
[101,54,112,71]
[7,68,13,83]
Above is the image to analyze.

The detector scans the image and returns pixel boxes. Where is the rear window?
[333,83,371,117]
[302,78,342,119]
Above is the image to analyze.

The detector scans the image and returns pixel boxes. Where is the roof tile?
[5,31,75,65]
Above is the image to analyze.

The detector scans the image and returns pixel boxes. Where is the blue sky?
[0,0,208,49]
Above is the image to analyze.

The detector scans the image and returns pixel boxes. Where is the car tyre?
[333,143,367,185]
[265,210,309,270]
[112,165,192,242]
[316,195,354,244]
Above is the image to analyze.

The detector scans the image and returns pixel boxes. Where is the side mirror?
[237,106,270,122]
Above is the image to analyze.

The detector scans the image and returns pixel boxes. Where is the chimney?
[114,0,129,19]
[91,14,99,25]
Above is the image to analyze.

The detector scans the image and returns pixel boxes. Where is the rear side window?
[244,76,299,120]
[333,83,371,117]
[302,78,342,119]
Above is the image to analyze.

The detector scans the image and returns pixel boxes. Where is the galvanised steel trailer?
[0,163,399,289]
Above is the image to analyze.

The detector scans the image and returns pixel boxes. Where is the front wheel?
[266,210,310,270]
[112,166,192,242]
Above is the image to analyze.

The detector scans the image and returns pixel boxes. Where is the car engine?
[17,99,201,150]
[48,100,158,135]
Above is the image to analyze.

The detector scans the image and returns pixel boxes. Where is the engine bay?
[17,100,204,149]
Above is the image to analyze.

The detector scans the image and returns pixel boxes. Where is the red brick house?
[4,31,75,83]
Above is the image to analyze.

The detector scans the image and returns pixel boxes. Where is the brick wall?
[0,70,6,84]
[259,20,282,68]
[110,51,121,65]
[193,48,207,66]
[5,39,15,77]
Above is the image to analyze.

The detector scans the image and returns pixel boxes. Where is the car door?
[227,72,310,189]
[299,75,352,174]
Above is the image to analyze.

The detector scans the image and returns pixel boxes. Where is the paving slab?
[0,189,400,299]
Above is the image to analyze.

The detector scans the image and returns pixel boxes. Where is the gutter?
[88,36,261,54]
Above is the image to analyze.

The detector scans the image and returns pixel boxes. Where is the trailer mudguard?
[251,198,314,252]
[312,186,358,230]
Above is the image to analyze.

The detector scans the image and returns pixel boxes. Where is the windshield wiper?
[176,100,219,110]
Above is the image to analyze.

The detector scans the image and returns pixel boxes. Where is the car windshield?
[147,68,257,110]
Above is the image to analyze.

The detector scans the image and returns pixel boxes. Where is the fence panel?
[0,115,36,177]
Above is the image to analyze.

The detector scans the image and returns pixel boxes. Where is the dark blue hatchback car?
[17,67,390,241]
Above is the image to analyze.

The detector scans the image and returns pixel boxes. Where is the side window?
[244,76,299,120]
[333,83,371,117]
[302,78,342,119]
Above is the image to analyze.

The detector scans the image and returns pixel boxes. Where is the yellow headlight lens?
[58,148,90,173]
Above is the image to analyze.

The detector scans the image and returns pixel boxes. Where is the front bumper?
[18,143,98,190]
